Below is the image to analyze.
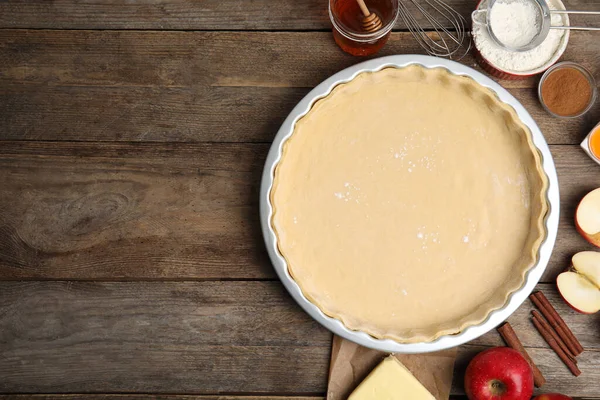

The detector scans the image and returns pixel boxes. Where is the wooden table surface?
[1,1,600,399]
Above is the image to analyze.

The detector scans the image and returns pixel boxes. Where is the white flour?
[489,0,541,48]
[473,0,567,72]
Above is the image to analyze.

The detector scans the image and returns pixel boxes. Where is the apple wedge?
[575,188,600,247]
[572,251,600,287]
[557,251,600,314]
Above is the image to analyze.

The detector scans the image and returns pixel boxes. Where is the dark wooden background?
[1,1,600,399]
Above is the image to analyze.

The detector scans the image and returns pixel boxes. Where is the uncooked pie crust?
[270,66,548,343]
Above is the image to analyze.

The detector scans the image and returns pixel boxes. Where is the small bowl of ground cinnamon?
[538,62,597,118]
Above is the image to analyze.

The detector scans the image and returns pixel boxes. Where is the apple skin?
[533,395,573,400]
[558,279,598,315]
[465,347,533,400]
[559,292,596,315]
[556,252,600,314]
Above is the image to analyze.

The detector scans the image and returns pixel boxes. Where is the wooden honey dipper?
[356,0,383,32]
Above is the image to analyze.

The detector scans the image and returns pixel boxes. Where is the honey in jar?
[329,0,399,56]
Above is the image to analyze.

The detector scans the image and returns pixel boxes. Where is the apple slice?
[572,251,600,287]
[557,272,600,314]
[575,188,600,247]
[557,251,600,314]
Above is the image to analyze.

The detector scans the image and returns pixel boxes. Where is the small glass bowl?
[581,122,600,166]
[538,61,597,119]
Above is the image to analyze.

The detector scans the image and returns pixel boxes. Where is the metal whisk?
[398,0,471,59]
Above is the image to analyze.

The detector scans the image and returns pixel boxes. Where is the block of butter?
[348,355,436,400]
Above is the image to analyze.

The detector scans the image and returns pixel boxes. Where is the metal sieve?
[472,0,600,52]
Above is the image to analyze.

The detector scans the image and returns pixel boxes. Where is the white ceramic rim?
[260,55,560,353]
[473,0,570,76]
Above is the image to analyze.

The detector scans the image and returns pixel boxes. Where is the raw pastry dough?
[271,66,547,343]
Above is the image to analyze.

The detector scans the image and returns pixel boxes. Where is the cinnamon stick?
[532,316,581,376]
[534,291,584,354]
[532,310,577,364]
[497,322,545,387]
[530,291,583,355]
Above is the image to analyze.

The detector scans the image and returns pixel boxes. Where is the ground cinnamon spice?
[541,67,593,117]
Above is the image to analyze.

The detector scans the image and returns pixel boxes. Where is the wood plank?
[0,142,271,280]
[0,397,469,400]
[1,0,599,30]
[0,397,472,400]
[0,142,598,281]
[0,397,326,400]
[0,281,331,393]
[1,30,599,144]
[0,397,471,400]
[0,397,592,400]
[0,282,598,395]
[0,397,593,400]
[0,0,475,30]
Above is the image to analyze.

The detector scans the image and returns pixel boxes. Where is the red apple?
[575,188,600,247]
[533,394,573,400]
[465,347,533,400]
[557,251,600,314]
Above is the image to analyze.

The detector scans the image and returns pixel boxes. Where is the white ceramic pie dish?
[260,55,560,353]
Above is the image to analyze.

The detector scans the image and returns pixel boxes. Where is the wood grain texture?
[0,281,331,393]
[0,397,488,400]
[0,397,325,400]
[0,393,510,400]
[1,30,599,144]
[0,397,591,400]
[0,142,598,281]
[0,282,597,395]
[1,0,599,30]
[0,142,270,280]
[0,393,591,400]
[0,397,467,400]
[0,0,472,30]
[0,397,469,400]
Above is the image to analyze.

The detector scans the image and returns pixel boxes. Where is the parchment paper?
[327,335,458,400]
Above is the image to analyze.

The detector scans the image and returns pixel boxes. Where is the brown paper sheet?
[327,335,458,400]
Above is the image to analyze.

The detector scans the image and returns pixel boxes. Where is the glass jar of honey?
[329,0,399,56]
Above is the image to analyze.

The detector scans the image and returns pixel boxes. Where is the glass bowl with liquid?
[581,122,600,166]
